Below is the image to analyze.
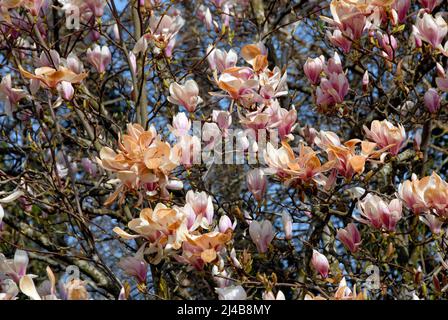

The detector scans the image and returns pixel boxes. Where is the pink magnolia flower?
[424,88,441,113]
[413,13,448,50]
[212,110,232,132]
[398,174,428,214]
[117,247,148,284]
[337,223,362,253]
[186,190,214,227]
[363,119,406,155]
[281,211,293,240]
[304,56,325,85]
[148,14,185,46]
[66,53,84,74]
[357,194,402,231]
[86,45,112,73]
[37,50,60,68]
[167,80,203,113]
[362,70,369,92]
[327,29,352,53]
[218,215,237,233]
[393,0,411,23]
[57,81,74,100]
[207,46,238,73]
[198,5,215,30]
[246,168,267,203]
[420,214,444,234]
[325,52,343,75]
[418,0,442,13]
[316,73,349,108]
[0,74,27,116]
[311,250,329,278]
[0,249,29,283]
[169,112,191,137]
[249,220,274,253]
[216,70,259,101]
[378,33,397,60]
[81,158,97,177]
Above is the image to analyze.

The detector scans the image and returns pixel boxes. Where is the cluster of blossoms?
[114,190,235,271]
[0,249,90,300]
[1,45,113,115]
[210,43,295,140]
[97,123,182,204]
[304,52,349,111]
[264,118,406,190]
[133,12,185,58]
[399,172,448,233]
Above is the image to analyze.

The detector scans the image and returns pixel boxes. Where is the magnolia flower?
[304,56,325,85]
[241,43,269,72]
[316,72,349,108]
[19,65,88,91]
[184,190,214,228]
[148,14,185,46]
[0,279,19,300]
[263,290,286,300]
[66,53,84,74]
[363,119,406,155]
[81,158,97,177]
[113,203,188,251]
[420,214,444,234]
[198,5,215,30]
[57,81,74,100]
[216,70,259,101]
[337,223,362,253]
[246,169,267,203]
[0,74,27,116]
[357,194,402,231]
[37,50,61,68]
[212,266,231,288]
[180,231,232,266]
[362,70,369,92]
[216,285,247,300]
[311,250,329,278]
[207,46,238,73]
[117,247,148,283]
[413,13,448,50]
[96,123,181,203]
[249,220,274,253]
[281,211,293,240]
[393,0,411,23]
[424,88,441,113]
[87,45,112,73]
[378,33,397,60]
[397,174,428,214]
[212,110,232,132]
[264,141,334,186]
[168,80,203,113]
[327,29,352,53]
[0,249,30,284]
[417,172,448,217]
[218,215,236,233]
[169,112,191,137]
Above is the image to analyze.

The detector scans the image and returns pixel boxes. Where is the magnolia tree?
[0,0,448,301]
